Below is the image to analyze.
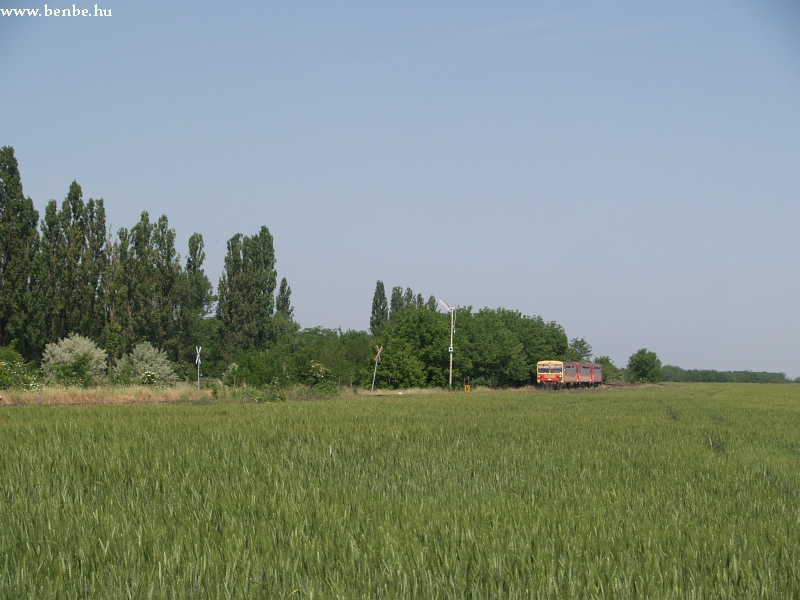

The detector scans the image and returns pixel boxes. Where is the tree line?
[0,146,297,382]
[5,145,790,391]
[2,144,608,391]
[662,365,794,384]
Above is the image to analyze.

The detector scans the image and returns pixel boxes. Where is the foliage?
[295,327,372,389]
[41,333,107,387]
[173,232,216,373]
[662,365,793,383]
[4,148,620,391]
[371,304,448,389]
[627,348,664,383]
[275,277,293,321]
[0,147,40,360]
[370,298,573,390]
[254,378,287,403]
[217,226,277,357]
[455,308,569,388]
[113,341,176,386]
[369,280,388,335]
[566,337,592,362]
[0,346,39,390]
[1,385,799,597]
[34,182,108,357]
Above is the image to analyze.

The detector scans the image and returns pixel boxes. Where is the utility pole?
[439,299,456,392]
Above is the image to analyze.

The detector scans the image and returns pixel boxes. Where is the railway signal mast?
[439,299,456,392]
[195,346,201,390]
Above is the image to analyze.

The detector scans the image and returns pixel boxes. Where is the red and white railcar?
[537,360,603,388]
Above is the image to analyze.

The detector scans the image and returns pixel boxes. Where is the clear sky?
[2,1,799,377]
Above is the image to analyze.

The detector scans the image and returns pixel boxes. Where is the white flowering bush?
[308,360,337,395]
[113,342,176,386]
[0,347,40,390]
[42,333,108,387]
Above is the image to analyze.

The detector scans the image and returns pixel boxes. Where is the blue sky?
[2,1,799,377]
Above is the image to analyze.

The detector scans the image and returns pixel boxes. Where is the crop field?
[1,384,798,598]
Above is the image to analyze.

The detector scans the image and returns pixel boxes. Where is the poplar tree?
[276,277,293,321]
[0,146,39,359]
[181,232,214,327]
[151,215,181,356]
[127,211,157,345]
[273,276,298,347]
[101,228,132,364]
[34,182,109,348]
[389,286,404,319]
[176,232,214,365]
[369,280,388,335]
[217,226,277,356]
[35,199,68,345]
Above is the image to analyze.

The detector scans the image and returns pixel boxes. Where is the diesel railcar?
[536,360,603,388]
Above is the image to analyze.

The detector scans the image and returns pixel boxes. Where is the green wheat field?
[1,384,798,598]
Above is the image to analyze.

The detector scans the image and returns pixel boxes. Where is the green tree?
[33,200,67,347]
[276,277,293,321]
[566,337,592,362]
[101,227,133,364]
[372,305,449,389]
[369,280,388,335]
[0,147,40,360]
[32,183,108,351]
[627,348,663,383]
[175,232,215,374]
[217,226,277,356]
[456,309,530,387]
[150,215,182,356]
[125,212,158,348]
[449,308,569,388]
[389,286,404,319]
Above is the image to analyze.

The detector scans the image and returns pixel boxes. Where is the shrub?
[42,334,107,387]
[0,347,39,391]
[261,379,287,403]
[114,342,176,386]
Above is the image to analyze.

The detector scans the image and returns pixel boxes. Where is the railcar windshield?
[538,364,562,373]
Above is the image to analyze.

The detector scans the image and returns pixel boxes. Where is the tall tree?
[127,211,157,345]
[389,286,404,319]
[369,280,388,335]
[101,228,132,364]
[175,232,215,369]
[35,199,68,345]
[217,226,277,356]
[151,215,181,356]
[276,277,293,321]
[0,146,40,359]
[81,196,108,341]
[272,276,297,347]
[34,182,109,348]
